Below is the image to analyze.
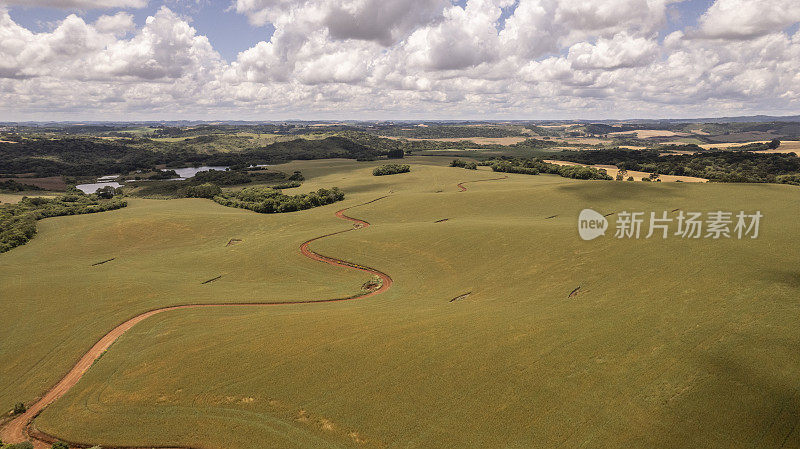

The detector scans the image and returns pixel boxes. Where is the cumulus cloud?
[2,0,800,120]
[568,32,658,70]
[94,12,135,36]
[697,0,800,39]
[0,6,221,82]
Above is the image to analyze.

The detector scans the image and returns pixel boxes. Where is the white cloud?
[94,12,135,36]
[698,0,800,39]
[567,33,658,70]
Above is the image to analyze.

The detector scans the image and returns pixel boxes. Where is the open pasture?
[1,159,799,449]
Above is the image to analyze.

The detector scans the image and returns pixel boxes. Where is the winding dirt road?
[1,197,391,449]
[2,176,506,448]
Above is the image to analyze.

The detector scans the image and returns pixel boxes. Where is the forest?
[0,137,381,178]
[553,149,800,183]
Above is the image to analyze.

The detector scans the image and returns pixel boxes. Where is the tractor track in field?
[456,175,508,192]
[3,175,507,449]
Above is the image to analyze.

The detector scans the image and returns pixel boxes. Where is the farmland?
[2,157,799,448]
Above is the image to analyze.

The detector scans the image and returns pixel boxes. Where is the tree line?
[552,149,800,183]
[212,187,345,214]
[0,194,127,253]
[373,164,411,176]
[489,159,612,180]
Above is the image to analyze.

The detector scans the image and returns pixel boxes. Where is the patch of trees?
[387,148,404,159]
[0,194,127,253]
[450,159,477,169]
[729,139,780,151]
[213,187,345,214]
[553,149,800,183]
[658,144,704,153]
[776,174,800,186]
[373,164,411,176]
[146,169,179,180]
[182,183,222,198]
[0,180,42,192]
[490,159,612,180]
[191,170,252,185]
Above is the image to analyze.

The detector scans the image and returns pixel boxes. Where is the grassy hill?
[2,158,799,448]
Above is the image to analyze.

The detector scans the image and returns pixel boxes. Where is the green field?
[2,158,799,448]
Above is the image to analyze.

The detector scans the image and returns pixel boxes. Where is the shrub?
[51,442,69,449]
[373,164,410,176]
[450,159,477,170]
[4,442,34,449]
[12,402,26,414]
[96,186,117,199]
[181,183,222,199]
[271,181,302,189]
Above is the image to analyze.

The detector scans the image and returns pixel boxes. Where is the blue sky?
[1,0,800,121]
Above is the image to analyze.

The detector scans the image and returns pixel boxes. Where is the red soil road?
[456,175,508,191]
[0,198,392,449]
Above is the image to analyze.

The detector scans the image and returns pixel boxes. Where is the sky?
[1,0,800,121]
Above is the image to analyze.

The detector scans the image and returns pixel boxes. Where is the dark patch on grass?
[449,292,471,302]
[545,215,558,219]
[91,258,115,266]
[603,212,615,217]
[671,208,681,213]
[568,286,581,298]
[434,218,449,223]
[201,275,223,285]
[226,238,242,247]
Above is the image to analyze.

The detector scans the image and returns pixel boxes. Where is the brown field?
[545,160,708,182]
[705,131,780,143]
[561,137,606,145]
[609,129,688,138]
[700,141,768,149]
[755,140,800,154]
[0,176,67,191]
[0,192,58,204]
[380,136,528,145]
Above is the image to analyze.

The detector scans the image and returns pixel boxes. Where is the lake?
[167,166,229,180]
[77,166,230,193]
[75,182,122,194]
